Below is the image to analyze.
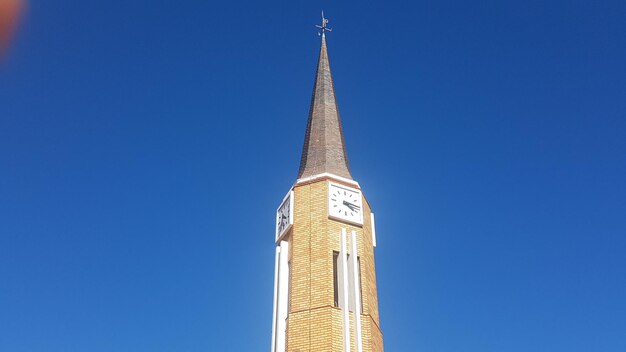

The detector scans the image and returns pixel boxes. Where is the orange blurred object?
[0,0,24,55]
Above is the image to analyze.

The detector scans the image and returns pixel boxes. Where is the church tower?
[271,17,384,352]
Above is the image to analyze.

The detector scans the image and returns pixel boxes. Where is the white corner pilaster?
[340,228,351,352]
[350,230,364,352]
[274,240,290,352]
[371,213,377,248]
[270,246,281,352]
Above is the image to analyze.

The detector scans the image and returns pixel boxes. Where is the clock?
[276,190,294,242]
[328,182,363,225]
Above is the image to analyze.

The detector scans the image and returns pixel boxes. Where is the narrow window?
[288,260,292,312]
[357,257,363,314]
[333,251,363,313]
[333,251,339,306]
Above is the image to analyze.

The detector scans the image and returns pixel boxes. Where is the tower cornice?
[295,172,360,189]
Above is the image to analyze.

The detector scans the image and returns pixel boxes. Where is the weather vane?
[315,11,332,36]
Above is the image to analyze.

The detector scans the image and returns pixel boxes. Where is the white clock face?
[328,183,363,225]
[276,190,293,242]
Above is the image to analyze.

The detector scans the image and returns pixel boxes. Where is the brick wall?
[284,178,384,352]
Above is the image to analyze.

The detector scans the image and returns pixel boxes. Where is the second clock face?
[276,190,293,242]
[328,183,363,225]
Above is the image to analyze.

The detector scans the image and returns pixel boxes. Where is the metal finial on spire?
[315,11,332,35]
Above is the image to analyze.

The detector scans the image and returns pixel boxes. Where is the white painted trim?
[350,231,363,352]
[275,241,290,352]
[370,213,377,248]
[295,172,360,188]
[328,215,364,228]
[340,228,351,352]
[270,246,280,352]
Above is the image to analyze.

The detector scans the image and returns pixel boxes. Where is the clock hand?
[342,201,360,210]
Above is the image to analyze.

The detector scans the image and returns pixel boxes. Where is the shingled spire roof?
[297,34,353,180]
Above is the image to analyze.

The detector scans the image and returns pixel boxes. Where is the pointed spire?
[297,33,353,180]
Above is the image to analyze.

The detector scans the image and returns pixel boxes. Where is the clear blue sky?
[1,1,625,351]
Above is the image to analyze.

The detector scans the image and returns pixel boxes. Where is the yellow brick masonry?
[285,178,383,352]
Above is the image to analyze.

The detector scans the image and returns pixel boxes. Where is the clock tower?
[271,18,384,352]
